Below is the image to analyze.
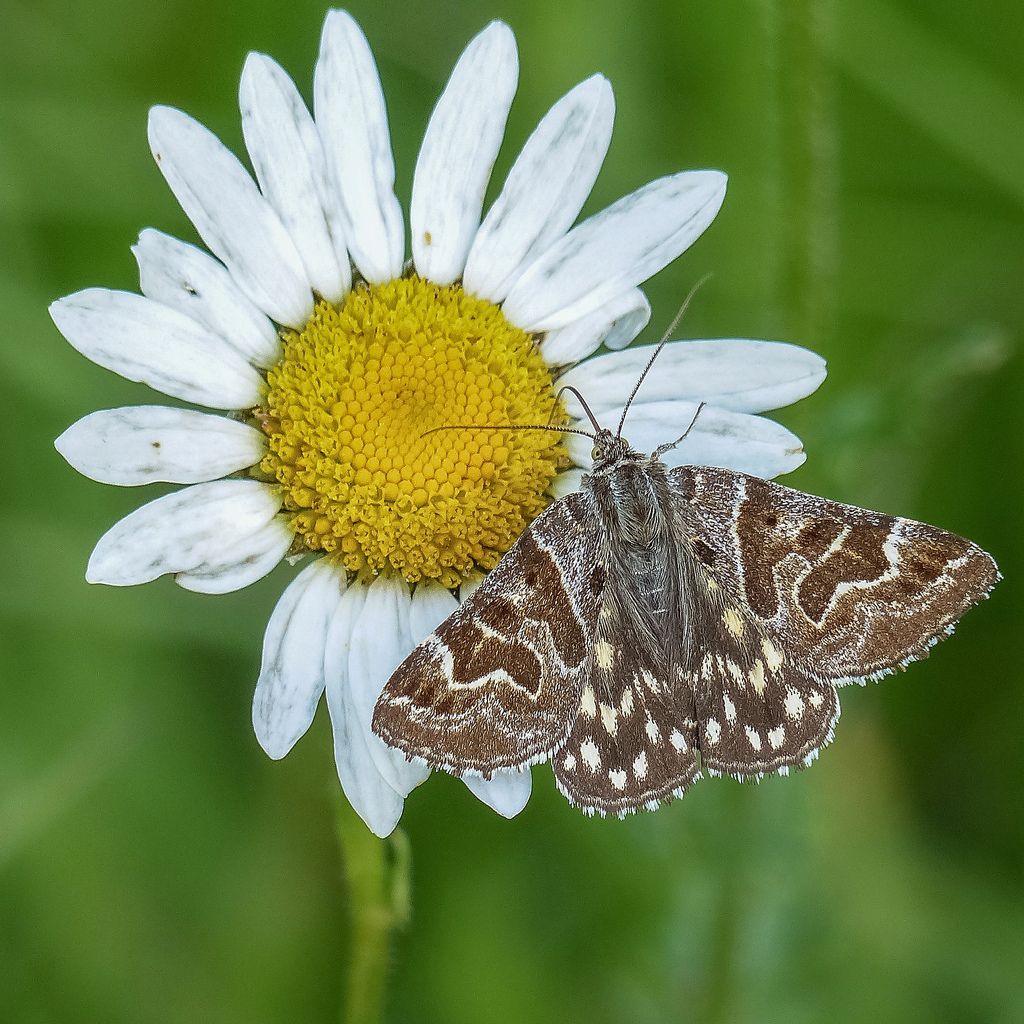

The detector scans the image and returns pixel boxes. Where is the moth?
[372,368,999,817]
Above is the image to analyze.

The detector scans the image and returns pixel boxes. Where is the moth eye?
[591,446,602,460]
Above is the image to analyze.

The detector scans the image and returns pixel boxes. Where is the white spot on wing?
[745,726,762,751]
[580,685,596,718]
[633,751,648,780]
[563,752,577,771]
[620,687,635,716]
[646,718,661,742]
[809,689,824,708]
[723,694,737,723]
[609,768,627,790]
[580,738,600,771]
[705,719,721,745]
[599,702,618,735]
[726,659,744,687]
[594,639,615,669]
[639,667,659,693]
[761,637,784,673]
[784,688,805,720]
[669,728,687,752]
[768,726,785,749]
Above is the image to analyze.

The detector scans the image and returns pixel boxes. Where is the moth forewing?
[372,491,606,776]
[669,466,1001,684]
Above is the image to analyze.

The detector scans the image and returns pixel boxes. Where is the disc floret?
[259,276,565,588]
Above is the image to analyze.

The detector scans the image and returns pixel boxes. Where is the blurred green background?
[2,1,1021,1021]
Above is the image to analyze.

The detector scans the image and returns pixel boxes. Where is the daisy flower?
[51,11,826,837]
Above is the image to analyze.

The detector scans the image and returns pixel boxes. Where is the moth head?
[590,428,635,468]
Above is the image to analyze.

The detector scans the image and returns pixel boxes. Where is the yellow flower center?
[257,276,566,589]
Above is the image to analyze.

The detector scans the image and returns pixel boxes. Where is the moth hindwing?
[372,429,999,817]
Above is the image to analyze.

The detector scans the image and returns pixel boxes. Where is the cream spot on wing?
[768,726,785,749]
[580,738,601,771]
[633,751,648,780]
[761,637,784,673]
[809,689,824,708]
[580,685,597,718]
[705,719,721,745]
[594,639,615,669]
[563,752,577,771]
[749,660,766,696]
[599,702,618,736]
[705,574,719,592]
[784,688,805,720]
[599,605,612,620]
[646,718,661,743]
[620,687,635,716]
[723,694,737,723]
[722,607,745,637]
[640,667,659,693]
[609,768,627,790]
[745,726,762,751]
[669,728,687,752]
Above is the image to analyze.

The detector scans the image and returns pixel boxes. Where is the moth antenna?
[652,401,706,459]
[420,423,597,441]
[616,273,713,438]
[554,385,604,433]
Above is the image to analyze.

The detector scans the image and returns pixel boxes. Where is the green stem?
[761,0,840,349]
[334,792,412,1024]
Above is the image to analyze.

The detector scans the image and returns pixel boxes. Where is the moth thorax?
[607,461,671,546]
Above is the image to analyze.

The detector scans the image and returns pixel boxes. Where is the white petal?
[462,769,532,819]
[411,21,518,285]
[567,401,806,478]
[314,10,404,284]
[464,74,614,303]
[176,518,293,594]
[561,339,828,416]
[348,576,431,797]
[540,288,650,366]
[502,170,727,331]
[549,469,586,499]
[50,289,262,409]
[459,571,485,602]
[132,229,281,368]
[324,586,406,838]
[148,105,313,328]
[408,582,458,643]
[240,53,351,303]
[55,406,265,486]
[252,558,347,759]
[86,480,283,586]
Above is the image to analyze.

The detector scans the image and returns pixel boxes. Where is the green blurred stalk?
[334,793,412,1024]
[759,0,839,350]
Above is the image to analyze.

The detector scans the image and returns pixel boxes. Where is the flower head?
[51,11,826,836]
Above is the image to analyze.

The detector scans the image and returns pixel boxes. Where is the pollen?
[257,276,565,588]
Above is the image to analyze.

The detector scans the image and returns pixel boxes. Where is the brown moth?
[372,405,999,818]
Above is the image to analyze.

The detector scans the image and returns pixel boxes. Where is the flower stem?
[333,791,412,1024]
